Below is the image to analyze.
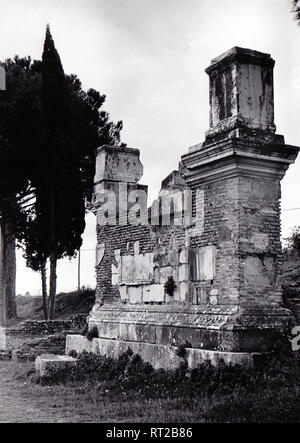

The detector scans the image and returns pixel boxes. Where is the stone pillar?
[92,146,148,303]
[205,47,276,137]
[180,46,299,350]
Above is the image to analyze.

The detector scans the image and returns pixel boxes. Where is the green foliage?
[292,0,300,24]
[33,347,300,422]
[15,27,124,274]
[126,347,134,357]
[175,341,192,358]
[0,57,42,203]
[164,276,176,296]
[68,350,78,358]
[284,226,300,258]
[86,326,99,341]
[0,25,125,319]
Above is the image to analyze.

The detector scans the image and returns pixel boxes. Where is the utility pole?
[77,248,81,292]
[0,221,6,327]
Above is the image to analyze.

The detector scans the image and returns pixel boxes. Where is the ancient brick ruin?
[66,47,300,368]
[46,47,300,368]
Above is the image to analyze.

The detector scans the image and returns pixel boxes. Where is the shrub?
[34,345,300,419]
[80,323,88,336]
[164,276,176,296]
[68,350,78,358]
[86,326,99,341]
[175,341,192,358]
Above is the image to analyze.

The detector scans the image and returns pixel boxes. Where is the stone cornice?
[205,46,275,76]
[180,138,299,184]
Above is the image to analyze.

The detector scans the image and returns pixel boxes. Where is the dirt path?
[0,361,98,423]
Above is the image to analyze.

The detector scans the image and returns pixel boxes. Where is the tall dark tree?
[0,26,125,320]
[25,25,91,319]
[16,26,125,319]
[292,0,300,24]
[0,56,42,322]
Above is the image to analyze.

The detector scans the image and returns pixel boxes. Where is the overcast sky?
[0,0,299,294]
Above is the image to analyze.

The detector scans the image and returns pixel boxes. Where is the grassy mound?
[17,287,95,320]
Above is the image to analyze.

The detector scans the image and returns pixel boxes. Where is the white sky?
[0,0,299,294]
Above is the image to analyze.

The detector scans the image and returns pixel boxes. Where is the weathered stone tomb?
[67,47,299,368]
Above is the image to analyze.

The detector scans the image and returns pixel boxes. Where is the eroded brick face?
[89,47,299,354]
[95,174,282,309]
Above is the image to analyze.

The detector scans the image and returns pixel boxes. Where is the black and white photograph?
[0,0,300,426]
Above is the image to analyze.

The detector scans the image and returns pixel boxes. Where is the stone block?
[111,263,118,274]
[205,47,276,135]
[251,233,269,252]
[98,321,119,340]
[65,335,254,370]
[210,296,218,305]
[186,348,254,369]
[114,249,121,264]
[143,284,165,303]
[133,241,140,255]
[244,256,271,288]
[179,282,189,302]
[179,248,189,264]
[111,264,119,286]
[199,288,209,304]
[0,328,6,351]
[119,285,128,301]
[199,246,216,280]
[35,354,77,378]
[153,267,160,284]
[190,246,216,281]
[94,146,143,184]
[96,243,105,266]
[120,252,153,284]
[192,287,198,305]
[128,286,143,304]
[111,274,118,286]
[178,264,189,282]
[173,285,180,302]
[154,266,174,284]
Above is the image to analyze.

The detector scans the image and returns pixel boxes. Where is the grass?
[17,346,300,423]
[16,287,95,321]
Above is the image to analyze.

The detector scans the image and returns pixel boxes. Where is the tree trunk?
[48,185,57,320]
[4,222,17,320]
[0,221,6,327]
[41,260,48,320]
[49,253,57,320]
[1,195,17,321]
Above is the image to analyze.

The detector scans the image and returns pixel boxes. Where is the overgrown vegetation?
[85,326,99,341]
[283,226,300,259]
[175,341,192,358]
[164,276,176,296]
[31,346,300,423]
[292,0,300,24]
[17,287,95,321]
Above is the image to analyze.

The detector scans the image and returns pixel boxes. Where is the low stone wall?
[0,315,87,360]
[66,334,255,370]
[7,315,86,337]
